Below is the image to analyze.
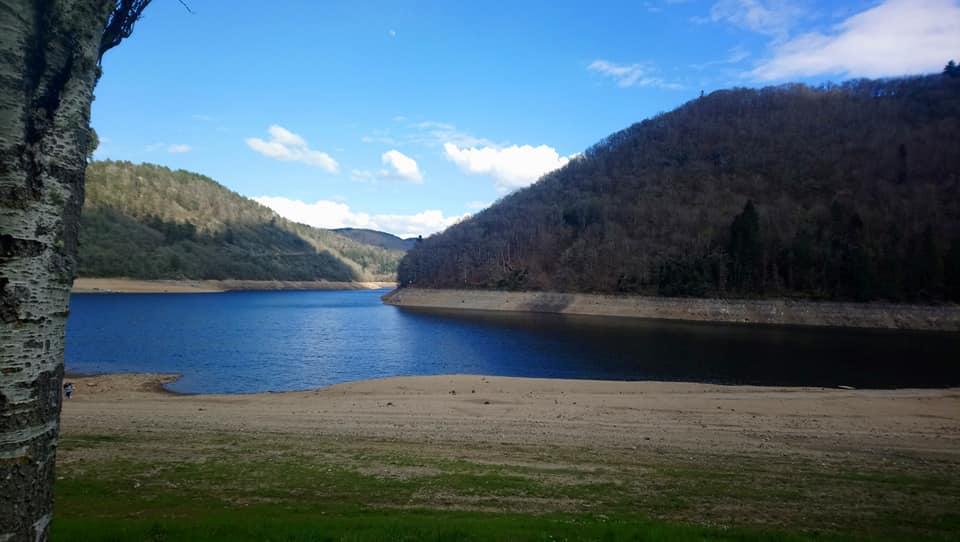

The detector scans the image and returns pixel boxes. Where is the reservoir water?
[66,289,960,394]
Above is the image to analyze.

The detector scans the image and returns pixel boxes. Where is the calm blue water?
[66,289,960,394]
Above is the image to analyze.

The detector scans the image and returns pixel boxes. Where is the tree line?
[400,73,960,302]
[79,161,405,281]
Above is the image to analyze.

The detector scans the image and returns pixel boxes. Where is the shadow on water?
[66,289,960,393]
[392,305,960,389]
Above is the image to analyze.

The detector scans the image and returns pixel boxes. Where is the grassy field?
[52,431,960,541]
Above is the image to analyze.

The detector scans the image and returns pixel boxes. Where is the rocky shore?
[382,287,960,331]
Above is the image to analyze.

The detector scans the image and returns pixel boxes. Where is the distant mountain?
[399,74,960,302]
[333,228,417,252]
[79,161,404,281]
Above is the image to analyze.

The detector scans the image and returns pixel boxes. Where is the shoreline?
[60,371,960,457]
[57,372,960,538]
[61,370,959,396]
[383,287,960,331]
[63,371,960,398]
[64,371,183,394]
[72,277,395,294]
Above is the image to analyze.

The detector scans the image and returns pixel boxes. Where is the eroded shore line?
[72,277,395,294]
[382,287,960,331]
[60,372,960,460]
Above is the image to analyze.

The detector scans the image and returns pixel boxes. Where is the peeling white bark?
[1,1,115,540]
[29,516,48,542]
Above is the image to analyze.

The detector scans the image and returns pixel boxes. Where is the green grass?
[52,432,960,541]
[54,511,865,542]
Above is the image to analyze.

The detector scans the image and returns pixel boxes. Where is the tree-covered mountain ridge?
[333,228,417,252]
[79,161,405,282]
[399,74,960,303]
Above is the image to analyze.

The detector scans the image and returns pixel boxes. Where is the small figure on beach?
[63,382,74,399]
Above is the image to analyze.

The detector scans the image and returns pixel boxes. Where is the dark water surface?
[66,289,960,394]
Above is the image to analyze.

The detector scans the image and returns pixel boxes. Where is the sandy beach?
[61,373,960,461]
[53,373,960,538]
[72,277,395,293]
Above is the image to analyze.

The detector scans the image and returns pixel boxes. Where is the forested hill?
[79,161,405,281]
[333,228,417,252]
[399,74,960,302]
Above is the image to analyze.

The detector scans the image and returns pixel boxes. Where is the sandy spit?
[72,277,395,294]
[383,288,960,331]
[61,373,960,461]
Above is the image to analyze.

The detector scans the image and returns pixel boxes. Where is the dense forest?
[79,161,405,281]
[333,228,417,252]
[399,74,960,302]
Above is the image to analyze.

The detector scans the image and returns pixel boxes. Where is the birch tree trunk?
[0,1,116,540]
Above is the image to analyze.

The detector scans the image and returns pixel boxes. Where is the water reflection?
[66,289,960,393]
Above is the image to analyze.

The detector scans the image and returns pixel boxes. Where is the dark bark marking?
[0,180,30,210]
[0,235,45,258]
[0,277,23,323]
[21,0,57,200]
[0,369,62,433]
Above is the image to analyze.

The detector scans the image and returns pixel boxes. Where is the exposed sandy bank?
[383,288,960,331]
[61,373,960,461]
[72,277,395,294]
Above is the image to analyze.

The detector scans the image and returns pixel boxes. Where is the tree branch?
[99,0,153,62]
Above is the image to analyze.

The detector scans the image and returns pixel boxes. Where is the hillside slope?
[79,161,404,282]
[333,228,416,252]
[399,75,960,302]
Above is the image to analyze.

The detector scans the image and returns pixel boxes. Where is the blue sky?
[93,0,960,237]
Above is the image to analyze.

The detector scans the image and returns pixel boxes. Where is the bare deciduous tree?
[398,76,960,302]
[1,1,149,540]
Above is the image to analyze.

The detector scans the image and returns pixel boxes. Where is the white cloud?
[352,150,424,183]
[350,169,378,182]
[145,142,192,153]
[752,0,960,80]
[690,45,752,70]
[363,120,497,150]
[360,132,396,146]
[253,196,466,238]
[443,142,573,193]
[587,60,683,89]
[371,210,465,239]
[245,125,339,173]
[381,150,423,183]
[410,121,497,148]
[706,0,803,38]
